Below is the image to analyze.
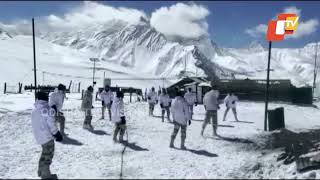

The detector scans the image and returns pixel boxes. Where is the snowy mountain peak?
[0,29,13,40]
[298,42,320,56]
[247,41,265,52]
[303,42,320,52]
[192,46,235,80]
[138,16,150,24]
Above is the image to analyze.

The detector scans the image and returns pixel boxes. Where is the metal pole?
[313,41,318,97]
[93,60,96,87]
[42,71,45,85]
[264,41,272,131]
[162,78,164,88]
[185,54,187,75]
[4,82,6,94]
[196,66,198,77]
[185,56,186,73]
[32,18,37,101]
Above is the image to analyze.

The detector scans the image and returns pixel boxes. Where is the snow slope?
[217,42,320,89]
[1,93,320,178]
[0,35,174,92]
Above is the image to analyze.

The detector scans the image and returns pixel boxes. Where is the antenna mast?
[313,41,318,98]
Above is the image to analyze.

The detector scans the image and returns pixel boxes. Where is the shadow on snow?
[207,134,254,144]
[60,136,83,146]
[173,147,218,157]
[88,129,110,136]
[121,141,149,151]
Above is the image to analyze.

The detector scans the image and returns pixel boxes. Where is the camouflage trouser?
[223,107,239,121]
[102,103,112,120]
[202,110,218,134]
[55,112,65,134]
[113,122,126,142]
[149,103,155,116]
[161,106,170,122]
[38,140,55,178]
[171,122,187,142]
[83,109,92,125]
[188,105,194,118]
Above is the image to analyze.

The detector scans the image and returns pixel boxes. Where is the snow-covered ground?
[1,92,320,178]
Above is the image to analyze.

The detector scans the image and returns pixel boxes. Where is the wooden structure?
[97,86,143,103]
[167,77,313,105]
[3,82,24,94]
[167,77,208,103]
[24,84,71,94]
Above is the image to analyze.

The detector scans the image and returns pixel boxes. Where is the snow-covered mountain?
[39,17,229,79]
[38,17,320,88]
[0,28,12,40]
[0,17,319,95]
[216,42,320,89]
[247,41,266,52]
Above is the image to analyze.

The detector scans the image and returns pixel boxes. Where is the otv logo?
[266,13,299,41]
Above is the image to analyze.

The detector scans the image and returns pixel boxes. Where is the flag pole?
[264,41,272,131]
[313,41,318,98]
[32,18,38,102]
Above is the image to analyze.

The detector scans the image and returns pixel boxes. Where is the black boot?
[181,138,186,150]
[170,136,175,148]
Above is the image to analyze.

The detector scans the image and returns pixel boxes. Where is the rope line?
[35,68,181,81]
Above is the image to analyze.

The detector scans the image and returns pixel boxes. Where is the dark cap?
[36,91,49,101]
[116,91,124,98]
[88,86,93,92]
[58,84,66,91]
[175,88,183,97]
[211,84,218,89]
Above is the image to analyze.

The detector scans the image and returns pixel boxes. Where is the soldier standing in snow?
[99,85,114,121]
[81,86,94,130]
[223,92,240,121]
[31,91,63,179]
[111,91,126,143]
[159,88,172,123]
[147,87,158,116]
[184,88,198,119]
[170,90,191,149]
[49,84,66,136]
[201,84,220,136]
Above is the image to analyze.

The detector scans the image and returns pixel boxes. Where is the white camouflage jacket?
[171,96,191,126]
[111,96,125,123]
[31,100,58,145]
[49,90,65,112]
[100,90,114,104]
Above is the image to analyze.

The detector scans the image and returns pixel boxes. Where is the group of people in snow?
[148,85,240,148]
[30,83,240,179]
[81,85,127,142]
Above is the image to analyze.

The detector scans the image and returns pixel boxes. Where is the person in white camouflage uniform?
[184,88,198,119]
[159,88,172,123]
[170,90,191,149]
[201,85,220,136]
[223,92,240,121]
[32,91,63,179]
[99,85,114,121]
[81,86,94,130]
[147,87,158,116]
